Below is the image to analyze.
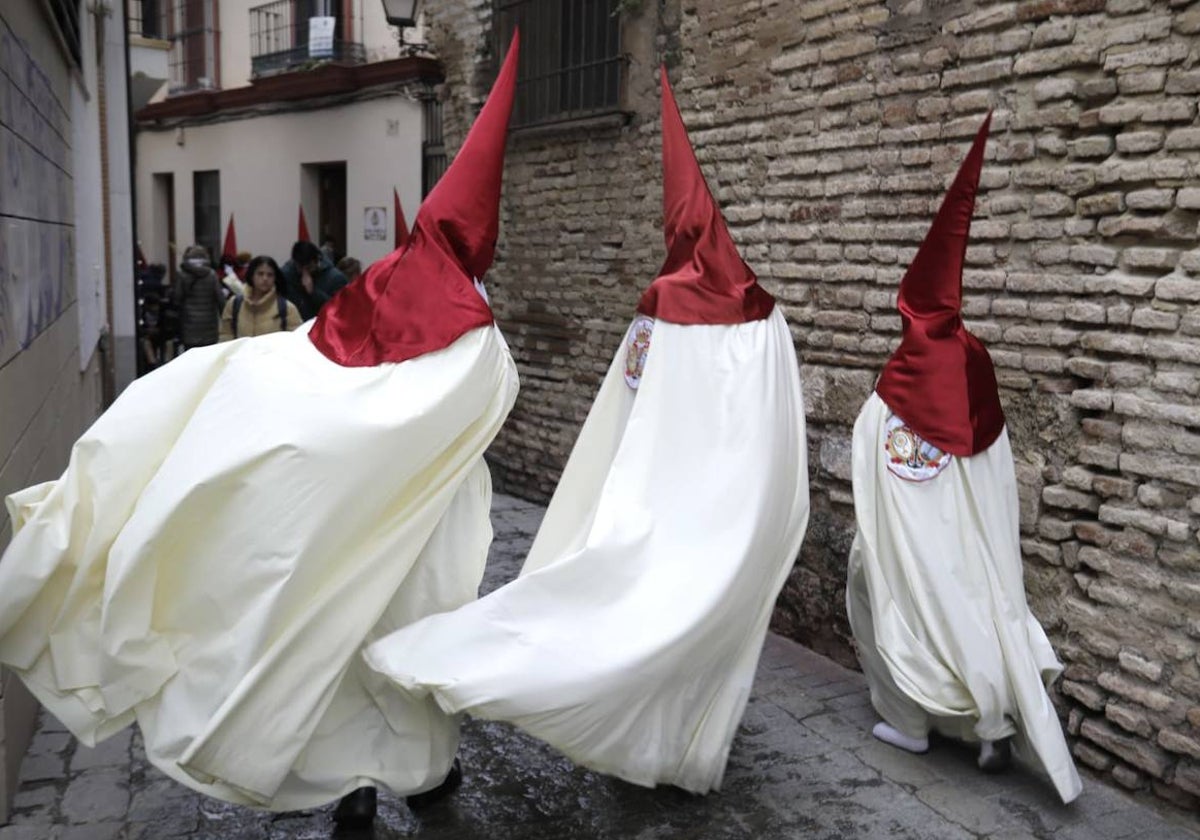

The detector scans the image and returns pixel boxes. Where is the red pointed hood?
[309,33,519,366]
[298,206,312,243]
[221,214,238,261]
[636,67,773,325]
[394,188,410,249]
[875,113,1003,457]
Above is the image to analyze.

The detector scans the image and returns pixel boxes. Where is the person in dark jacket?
[280,241,349,321]
[172,244,223,350]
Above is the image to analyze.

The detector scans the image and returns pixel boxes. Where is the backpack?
[231,294,289,338]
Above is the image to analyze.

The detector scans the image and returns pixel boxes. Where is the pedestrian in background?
[219,256,301,342]
[281,240,348,321]
[336,256,363,285]
[173,244,223,351]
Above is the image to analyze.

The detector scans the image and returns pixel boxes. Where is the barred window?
[422,95,446,197]
[168,0,219,92]
[46,0,82,66]
[493,0,624,129]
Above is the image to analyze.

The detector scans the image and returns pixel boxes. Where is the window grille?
[128,0,165,39]
[493,0,623,128]
[168,0,218,92]
[422,95,446,197]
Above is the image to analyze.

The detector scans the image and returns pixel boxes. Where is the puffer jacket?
[173,246,223,348]
[218,287,302,342]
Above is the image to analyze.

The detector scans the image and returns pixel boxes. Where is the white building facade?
[131,0,441,280]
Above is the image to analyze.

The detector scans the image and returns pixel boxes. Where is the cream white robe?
[365,307,809,793]
[0,323,518,808]
[846,392,1081,804]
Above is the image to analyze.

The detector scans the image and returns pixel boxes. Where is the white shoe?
[871,721,929,754]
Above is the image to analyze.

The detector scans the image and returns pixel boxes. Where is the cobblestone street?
[1,494,1198,840]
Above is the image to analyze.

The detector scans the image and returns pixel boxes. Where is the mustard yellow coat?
[219,289,302,341]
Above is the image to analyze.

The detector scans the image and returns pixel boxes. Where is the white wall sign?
[363,206,387,241]
[308,17,335,58]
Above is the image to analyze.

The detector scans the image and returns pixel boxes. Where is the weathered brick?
[1044,484,1101,512]
[1104,42,1190,72]
[944,3,1019,33]
[1159,728,1200,759]
[1097,671,1177,714]
[1077,192,1124,216]
[1166,128,1200,150]
[1069,136,1114,158]
[1034,77,1077,102]
[1070,244,1118,267]
[1120,649,1165,682]
[1063,679,1108,710]
[1093,475,1136,499]
[1081,717,1173,777]
[1112,763,1144,789]
[1015,44,1099,75]
[1176,188,1200,209]
[1070,389,1113,410]
[1081,417,1122,439]
[1113,129,1161,154]
[1166,69,1200,94]
[1073,739,1116,771]
[1107,701,1155,738]
[1065,301,1108,324]
[1118,69,1167,94]
[1176,761,1200,797]
[1017,0,1105,22]
[1126,189,1175,210]
[1032,17,1076,47]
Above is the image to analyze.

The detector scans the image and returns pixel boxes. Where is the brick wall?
[429,0,1200,811]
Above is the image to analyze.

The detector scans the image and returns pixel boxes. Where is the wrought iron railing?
[493,0,624,128]
[249,0,365,77]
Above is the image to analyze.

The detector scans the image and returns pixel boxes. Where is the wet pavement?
[3,493,1200,840]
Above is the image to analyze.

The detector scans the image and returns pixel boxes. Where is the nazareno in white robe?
[846,391,1081,803]
[364,306,810,793]
[0,321,518,808]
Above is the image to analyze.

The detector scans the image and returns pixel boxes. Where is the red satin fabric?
[875,114,1004,458]
[310,33,519,366]
[637,67,774,326]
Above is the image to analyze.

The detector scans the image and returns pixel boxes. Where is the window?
[422,95,446,197]
[248,0,364,77]
[46,0,82,66]
[129,0,164,39]
[168,0,218,92]
[493,0,624,128]
[193,170,220,263]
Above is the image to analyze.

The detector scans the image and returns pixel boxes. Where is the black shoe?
[978,737,1013,773]
[333,786,377,827]
[406,759,463,810]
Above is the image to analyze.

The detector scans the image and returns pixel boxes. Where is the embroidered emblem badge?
[883,414,952,481]
[623,315,654,389]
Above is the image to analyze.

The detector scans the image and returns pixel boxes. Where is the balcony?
[250,0,366,78]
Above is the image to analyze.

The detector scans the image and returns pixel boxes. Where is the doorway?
[151,172,175,279]
[317,162,346,261]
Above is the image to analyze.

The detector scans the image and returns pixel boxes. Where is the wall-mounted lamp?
[380,0,419,27]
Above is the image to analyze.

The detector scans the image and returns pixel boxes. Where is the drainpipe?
[93,0,117,406]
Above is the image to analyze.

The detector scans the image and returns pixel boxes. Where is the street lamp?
[380,0,419,27]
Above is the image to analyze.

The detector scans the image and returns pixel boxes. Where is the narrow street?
[1,494,1197,840]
